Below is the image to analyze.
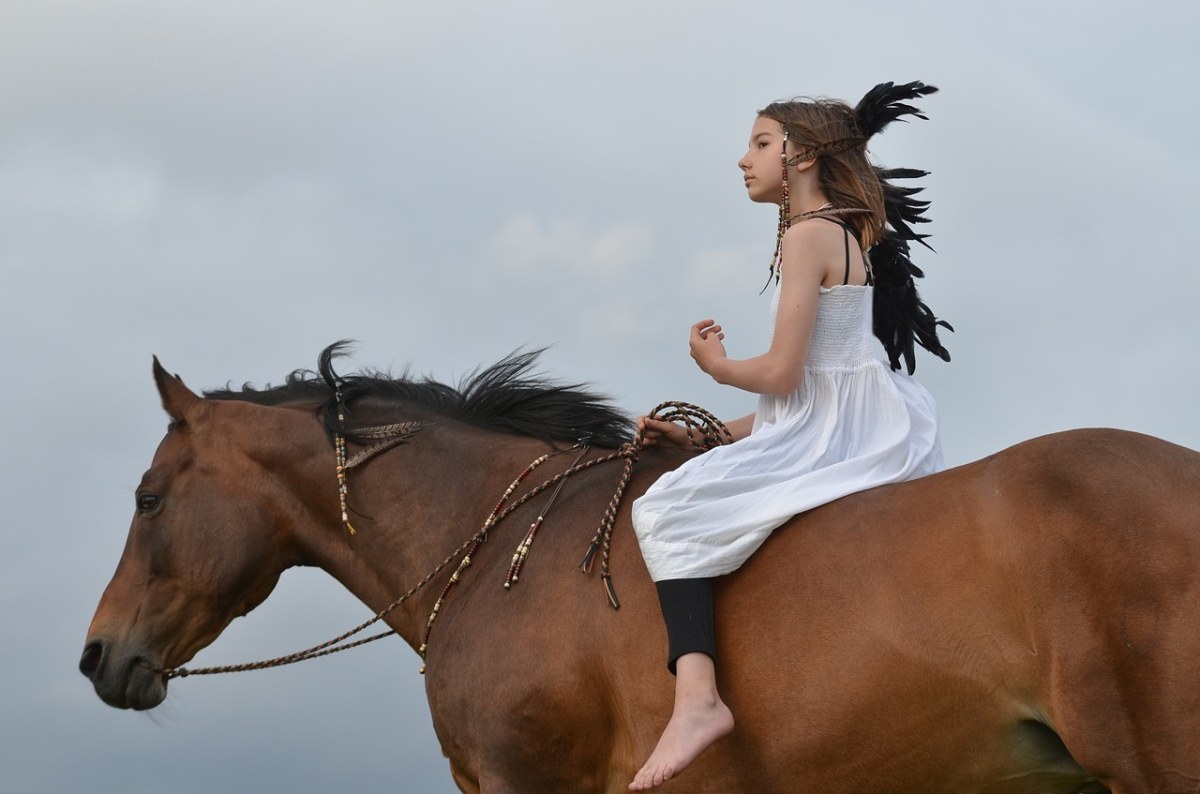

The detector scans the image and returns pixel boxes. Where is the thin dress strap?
[815,216,855,285]
[791,213,872,286]
[841,225,850,286]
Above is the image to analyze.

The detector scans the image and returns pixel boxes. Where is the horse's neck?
[296,421,553,649]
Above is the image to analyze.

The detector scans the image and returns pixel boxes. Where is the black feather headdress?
[855,81,951,374]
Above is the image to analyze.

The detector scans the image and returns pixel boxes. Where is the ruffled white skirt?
[632,285,943,581]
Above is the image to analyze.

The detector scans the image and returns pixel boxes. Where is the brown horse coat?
[82,357,1200,793]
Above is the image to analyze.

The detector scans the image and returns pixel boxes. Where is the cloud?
[490,214,653,279]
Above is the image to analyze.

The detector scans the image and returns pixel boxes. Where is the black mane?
[204,342,633,449]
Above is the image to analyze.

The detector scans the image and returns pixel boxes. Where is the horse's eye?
[137,493,160,514]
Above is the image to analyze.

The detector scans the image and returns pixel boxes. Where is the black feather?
[852,82,951,372]
[855,81,939,139]
[870,238,952,374]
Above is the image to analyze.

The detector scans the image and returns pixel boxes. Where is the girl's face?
[738,116,787,205]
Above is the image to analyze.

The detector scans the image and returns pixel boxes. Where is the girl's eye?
[137,493,160,514]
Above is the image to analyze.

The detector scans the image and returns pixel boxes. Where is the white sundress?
[632,281,944,582]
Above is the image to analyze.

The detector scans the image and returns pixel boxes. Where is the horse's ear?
[152,356,201,423]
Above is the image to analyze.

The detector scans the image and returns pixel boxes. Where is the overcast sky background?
[3,1,1198,791]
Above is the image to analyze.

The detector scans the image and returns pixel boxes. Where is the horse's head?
[80,359,311,709]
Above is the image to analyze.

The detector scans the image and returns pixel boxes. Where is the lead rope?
[147,401,729,680]
[579,401,732,609]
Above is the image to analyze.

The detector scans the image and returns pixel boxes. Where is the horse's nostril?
[79,640,104,679]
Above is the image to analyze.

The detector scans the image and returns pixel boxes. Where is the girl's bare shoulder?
[780,217,849,281]
[781,216,848,250]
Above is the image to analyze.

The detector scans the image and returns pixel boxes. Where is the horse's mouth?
[80,640,168,710]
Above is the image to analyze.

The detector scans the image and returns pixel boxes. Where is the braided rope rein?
[579,401,731,609]
[148,401,729,680]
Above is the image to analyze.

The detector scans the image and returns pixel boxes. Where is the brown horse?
[82,346,1200,793]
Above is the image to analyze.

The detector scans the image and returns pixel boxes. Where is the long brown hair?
[758,98,885,248]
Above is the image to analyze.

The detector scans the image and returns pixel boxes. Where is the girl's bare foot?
[629,655,734,790]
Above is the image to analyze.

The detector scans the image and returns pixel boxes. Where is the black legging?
[655,578,715,675]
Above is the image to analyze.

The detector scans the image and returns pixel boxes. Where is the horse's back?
[689,429,1200,792]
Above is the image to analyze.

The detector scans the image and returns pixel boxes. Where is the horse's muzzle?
[79,637,167,710]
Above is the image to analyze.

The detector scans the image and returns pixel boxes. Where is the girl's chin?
[746,191,781,206]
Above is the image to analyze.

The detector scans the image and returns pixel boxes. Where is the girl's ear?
[792,157,818,174]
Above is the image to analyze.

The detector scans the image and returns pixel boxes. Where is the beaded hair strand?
[766,131,791,289]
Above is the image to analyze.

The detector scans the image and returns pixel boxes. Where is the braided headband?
[785,136,867,165]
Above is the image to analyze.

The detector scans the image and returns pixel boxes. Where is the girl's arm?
[692,222,836,395]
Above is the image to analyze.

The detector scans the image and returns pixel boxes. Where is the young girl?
[628,81,951,790]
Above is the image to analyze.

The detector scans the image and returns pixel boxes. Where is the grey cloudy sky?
[3,1,1198,791]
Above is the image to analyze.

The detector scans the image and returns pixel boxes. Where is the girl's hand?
[689,319,727,376]
[636,416,695,448]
